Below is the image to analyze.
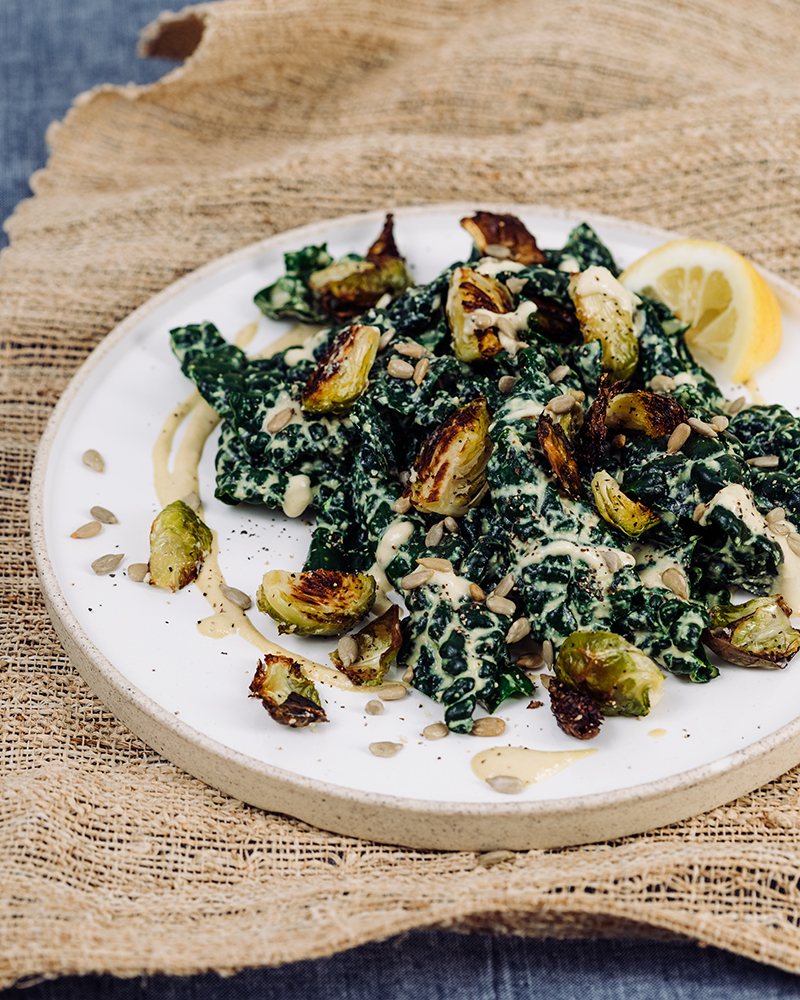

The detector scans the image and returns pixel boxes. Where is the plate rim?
[29,201,800,849]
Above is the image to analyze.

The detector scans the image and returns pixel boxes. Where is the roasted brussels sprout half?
[568,266,639,381]
[703,596,800,668]
[329,605,402,685]
[576,375,628,467]
[308,214,413,320]
[555,630,666,717]
[591,470,660,538]
[538,412,582,501]
[604,391,686,438]
[257,568,376,636]
[406,397,493,516]
[460,211,550,265]
[545,676,603,740]
[148,499,213,592]
[446,267,514,362]
[249,654,328,727]
[301,322,380,414]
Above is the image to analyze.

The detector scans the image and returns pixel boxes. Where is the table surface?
[3,1,800,997]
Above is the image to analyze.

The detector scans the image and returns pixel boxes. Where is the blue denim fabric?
[3,2,800,997]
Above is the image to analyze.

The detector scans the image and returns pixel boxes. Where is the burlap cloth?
[4,0,800,984]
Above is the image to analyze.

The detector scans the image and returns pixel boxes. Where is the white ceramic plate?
[30,204,800,850]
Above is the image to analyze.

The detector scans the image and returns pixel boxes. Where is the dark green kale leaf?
[546,223,620,274]
[254,244,334,323]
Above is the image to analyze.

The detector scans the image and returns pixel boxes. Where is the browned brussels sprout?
[538,412,582,501]
[148,499,213,592]
[249,654,328,727]
[604,391,686,438]
[568,267,639,381]
[301,322,380,414]
[591,470,660,538]
[576,374,629,467]
[257,569,376,636]
[406,397,493,516]
[329,605,403,685]
[545,676,603,740]
[703,596,800,669]
[446,267,514,362]
[555,630,666,717]
[308,214,413,320]
[460,211,551,265]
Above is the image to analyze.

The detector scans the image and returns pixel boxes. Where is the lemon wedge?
[619,239,782,383]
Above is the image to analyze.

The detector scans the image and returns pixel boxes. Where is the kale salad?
[163,212,800,739]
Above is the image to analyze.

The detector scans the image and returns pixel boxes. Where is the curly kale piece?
[546,223,620,275]
[254,244,334,323]
[399,580,533,733]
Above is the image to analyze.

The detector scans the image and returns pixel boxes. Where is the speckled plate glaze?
[29,204,800,850]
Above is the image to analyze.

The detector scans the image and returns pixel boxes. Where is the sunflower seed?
[387,358,415,379]
[365,700,384,716]
[666,422,691,454]
[484,243,511,258]
[266,407,294,433]
[220,584,252,610]
[649,374,677,393]
[369,741,403,757]
[469,583,486,602]
[498,375,518,395]
[91,552,124,575]
[417,556,453,573]
[425,521,444,547]
[413,358,430,386]
[394,341,425,358]
[548,365,570,385]
[378,330,394,351]
[547,394,576,414]
[661,567,689,600]
[423,722,449,740]
[602,550,624,572]
[539,673,553,690]
[377,683,407,701]
[746,455,780,468]
[771,522,790,536]
[400,567,433,590]
[505,617,531,644]
[726,396,747,416]
[90,505,118,524]
[711,414,729,431]
[541,639,554,668]
[517,652,544,670]
[569,389,586,403]
[71,521,102,539]
[443,516,459,533]
[337,635,359,667]
[477,849,516,867]
[766,507,787,524]
[492,573,515,599]
[486,776,524,795]
[391,495,411,514]
[471,717,506,737]
[788,533,800,556]
[486,595,516,616]
[127,562,149,582]
[687,417,718,438]
[402,666,414,683]
[692,502,707,522]
[505,276,527,295]
[610,433,626,449]
[82,449,104,472]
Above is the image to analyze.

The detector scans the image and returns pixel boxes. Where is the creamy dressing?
[558,256,581,273]
[375,519,414,568]
[631,543,682,591]
[475,257,527,277]
[672,372,697,388]
[648,728,667,738]
[503,396,545,421]
[573,266,639,317]
[429,568,473,603]
[282,473,312,517]
[153,324,354,691]
[463,300,537,358]
[471,745,598,787]
[520,537,632,579]
[270,323,327,366]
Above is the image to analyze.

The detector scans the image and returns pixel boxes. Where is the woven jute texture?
[4,0,800,984]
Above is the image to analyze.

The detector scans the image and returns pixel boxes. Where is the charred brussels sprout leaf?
[257,569,376,636]
[538,412,582,500]
[591,470,660,538]
[407,397,493,516]
[308,215,413,320]
[555,630,666,717]
[460,212,551,266]
[249,654,328,727]
[605,391,686,438]
[703,596,800,668]
[329,605,403,685]
[301,323,380,414]
[148,499,213,592]
[568,267,639,381]
[446,266,514,362]
[546,676,603,740]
